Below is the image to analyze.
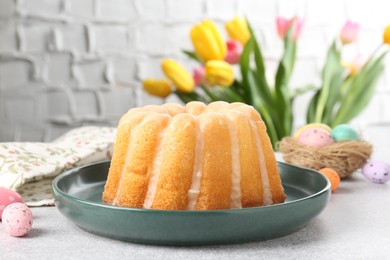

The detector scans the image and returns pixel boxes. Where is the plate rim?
[52,160,331,214]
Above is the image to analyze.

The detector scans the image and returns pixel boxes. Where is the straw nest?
[278,137,372,178]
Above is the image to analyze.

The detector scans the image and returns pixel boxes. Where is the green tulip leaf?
[201,85,244,103]
[313,41,343,122]
[240,38,255,97]
[332,51,387,126]
[174,90,207,103]
[182,50,204,64]
[291,84,316,100]
[306,90,320,123]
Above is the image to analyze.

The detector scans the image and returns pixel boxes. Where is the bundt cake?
[102,101,286,210]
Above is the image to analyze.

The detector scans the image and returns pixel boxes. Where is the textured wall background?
[0,0,390,142]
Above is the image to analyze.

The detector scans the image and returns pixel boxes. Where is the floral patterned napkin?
[0,126,116,206]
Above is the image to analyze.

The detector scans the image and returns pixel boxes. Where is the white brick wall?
[109,57,137,85]
[20,22,52,52]
[135,0,167,21]
[238,0,277,24]
[136,24,191,55]
[276,0,306,17]
[4,96,36,122]
[59,24,88,52]
[72,90,100,120]
[95,0,137,22]
[166,0,205,22]
[44,88,73,128]
[63,0,94,18]
[21,0,62,16]
[0,58,33,88]
[100,88,135,120]
[93,25,129,53]
[0,0,389,141]
[206,0,237,20]
[73,59,109,87]
[0,0,15,18]
[306,0,346,27]
[45,52,73,85]
[0,21,17,52]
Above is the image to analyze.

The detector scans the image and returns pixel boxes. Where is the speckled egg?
[319,168,340,191]
[362,161,390,184]
[293,123,332,138]
[0,187,24,220]
[2,202,33,237]
[331,124,359,141]
[296,128,334,148]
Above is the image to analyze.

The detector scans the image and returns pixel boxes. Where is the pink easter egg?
[297,128,334,148]
[0,187,24,220]
[2,203,33,237]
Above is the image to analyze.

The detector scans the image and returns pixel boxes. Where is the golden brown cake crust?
[103,101,286,210]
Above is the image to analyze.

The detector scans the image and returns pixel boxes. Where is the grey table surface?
[1,154,390,260]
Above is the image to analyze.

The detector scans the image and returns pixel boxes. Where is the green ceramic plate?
[52,161,330,246]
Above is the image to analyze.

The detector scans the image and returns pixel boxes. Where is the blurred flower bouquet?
[143,16,390,149]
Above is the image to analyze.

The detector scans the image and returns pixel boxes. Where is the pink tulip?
[276,17,289,38]
[340,20,360,45]
[225,39,243,64]
[276,16,304,41]
[193,66,206,86]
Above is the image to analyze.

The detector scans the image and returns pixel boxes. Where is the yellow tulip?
[225,16,251,45]
[190,20,227,62]
[143,79,171,98]
[161,59,194,93]
[383,24,390,44]
[205,60,234,87]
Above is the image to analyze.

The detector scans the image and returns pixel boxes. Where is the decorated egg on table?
[2,202,33,237]
[319,168,340,191]
[293,123,332,138]
[331,124,359,141]
[0,187,24,220]
[296,127,334,148]
[362,161,390,184]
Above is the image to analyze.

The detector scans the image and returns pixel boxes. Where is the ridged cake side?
[102,101,286,210]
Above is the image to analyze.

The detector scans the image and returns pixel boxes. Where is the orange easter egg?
[319,168,340,192]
